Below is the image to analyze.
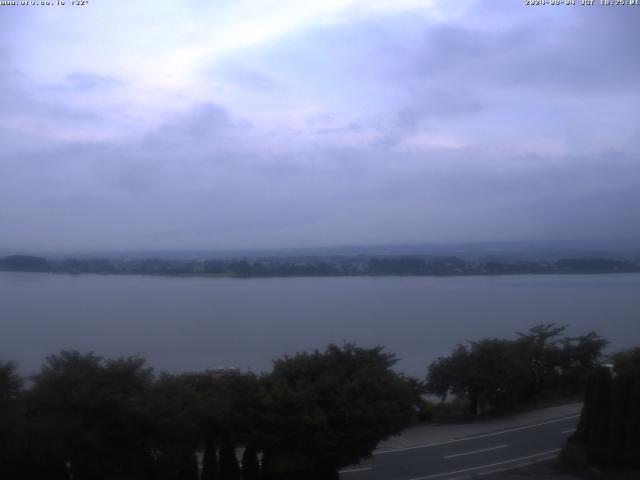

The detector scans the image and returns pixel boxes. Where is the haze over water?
[2,272,639,378]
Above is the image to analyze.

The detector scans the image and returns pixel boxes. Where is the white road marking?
[561,428,576,435]
[373,414,579,455]
[339,467,372,474]
[443,444,508,459]
[406,448,561,480]
[473,453,560,477]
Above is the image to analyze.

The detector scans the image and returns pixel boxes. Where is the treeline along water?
[1,272,639,376]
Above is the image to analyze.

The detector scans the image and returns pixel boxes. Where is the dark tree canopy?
[0,361,24,477]
[427,339,530,415]
[25,351,156,479]
[565,347,640,469]
[0,344,422,480]
[261,344,420,478]
[241,446,260,480]
[427,324,608,416]
[0,361,22,405]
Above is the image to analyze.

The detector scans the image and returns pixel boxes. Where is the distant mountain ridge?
[2,239,639,262]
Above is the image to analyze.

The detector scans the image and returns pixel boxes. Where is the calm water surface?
[1,272,639,377]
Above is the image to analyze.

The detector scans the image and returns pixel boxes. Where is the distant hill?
[0,255,49,272]
[5,239,638,263]
[2,252,639,278]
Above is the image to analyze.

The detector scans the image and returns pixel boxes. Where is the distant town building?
[206,366,243,378]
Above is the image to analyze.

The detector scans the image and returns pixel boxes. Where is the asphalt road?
[340,414,579,480]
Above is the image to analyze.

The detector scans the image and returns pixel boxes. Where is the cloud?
[1,97,640,252]
[1,1,639,251]
[64,72,124,91]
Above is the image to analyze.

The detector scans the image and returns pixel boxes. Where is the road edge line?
[406,449,561,480]
[374,415,579,455]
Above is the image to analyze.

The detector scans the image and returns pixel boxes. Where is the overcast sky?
[1,0,639,252]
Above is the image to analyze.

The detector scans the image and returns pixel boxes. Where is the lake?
[1,272,639,377]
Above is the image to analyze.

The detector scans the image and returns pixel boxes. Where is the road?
[340,414,579,480]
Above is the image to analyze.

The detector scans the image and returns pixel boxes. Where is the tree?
[565,347,640,469]
[426,344,470,404]
[427,340,529,416]
[218,440,240,480]
[0,361,21,404]
[427,325,608,417]
[201,434,218,480]
[260,344,420,479]
[516,323,567,395]
[181,371,263,479]
[575,366,612,464]
[559,332,608,394]
[0,361,26,477]
[241,446,260,480]
[608,348,640,467]
[148,373,202,480]
[26,351,156,480]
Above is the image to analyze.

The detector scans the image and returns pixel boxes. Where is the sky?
[1,0,639,252]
